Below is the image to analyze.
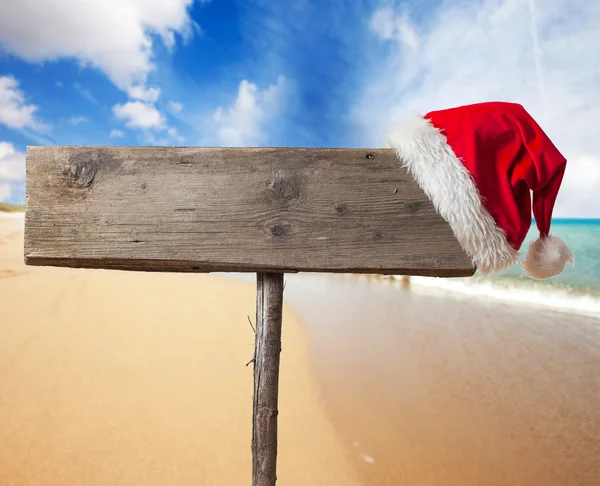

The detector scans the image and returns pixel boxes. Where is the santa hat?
[386,101,574,279]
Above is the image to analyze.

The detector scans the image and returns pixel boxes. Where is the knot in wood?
[404,201,424,213]
[268,174,300,203]
[65,151,101,188]
[334,202,347,215]
[268,223,292,238]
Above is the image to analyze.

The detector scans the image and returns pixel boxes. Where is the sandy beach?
[2,212,600,486]
[0,213,361,486]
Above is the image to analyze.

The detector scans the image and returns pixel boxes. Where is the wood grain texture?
[24,146,475,276]
[252,273,284,486]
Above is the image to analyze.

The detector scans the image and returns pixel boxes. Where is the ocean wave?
[386,275,600,318]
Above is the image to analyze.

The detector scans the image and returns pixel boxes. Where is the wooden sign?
[24,146,474,277]
[24,145,475,486]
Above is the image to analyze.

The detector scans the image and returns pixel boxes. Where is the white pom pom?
[522,235,575,280]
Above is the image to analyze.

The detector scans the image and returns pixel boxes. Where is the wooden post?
[252,272,284,486]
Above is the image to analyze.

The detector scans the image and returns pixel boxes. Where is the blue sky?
[1,0,599,216]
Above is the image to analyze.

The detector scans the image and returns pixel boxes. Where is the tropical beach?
[1,1,599,484]
[2,210,600,485]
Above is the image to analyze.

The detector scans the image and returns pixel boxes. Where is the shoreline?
[369,274,600,319]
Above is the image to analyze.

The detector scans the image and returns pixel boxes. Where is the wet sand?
[0,213,361,486]
[279,274,600,486]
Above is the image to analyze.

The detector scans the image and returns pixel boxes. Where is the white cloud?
[557,155,600,217]
[145,127,185,145]
[128,85,161,103]
[168,127,185,143]
[73,82,98,104]
[168,101,183,113]
[352,0,600,217]
[0,185,11,202]
[369,7,396,40]
[0,0,197,93]
[68,116,88,125]
[369,6,419,52]
[210,76,287,147]
[0,75,45,130]
[0,141,25,202]
[110,129,125,138]
[113,101,164,129]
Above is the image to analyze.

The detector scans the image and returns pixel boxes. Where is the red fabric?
[425,101,567,250]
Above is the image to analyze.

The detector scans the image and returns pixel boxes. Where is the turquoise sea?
[395,219,600,317]
[499,219,600,293]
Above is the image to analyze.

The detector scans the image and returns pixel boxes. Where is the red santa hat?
[386,101,574,279]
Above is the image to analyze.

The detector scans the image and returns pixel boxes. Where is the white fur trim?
[522,235,575,279]
[386,114,519,275]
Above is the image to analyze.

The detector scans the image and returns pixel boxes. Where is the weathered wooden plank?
[24,146,475,276]
[252,273,284,486]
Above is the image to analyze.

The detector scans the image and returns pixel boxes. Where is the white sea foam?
[386,275,600,318]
